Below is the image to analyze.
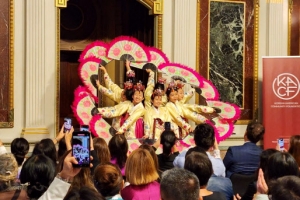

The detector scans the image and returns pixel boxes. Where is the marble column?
[267,0,289,56]
[22,0,57,140]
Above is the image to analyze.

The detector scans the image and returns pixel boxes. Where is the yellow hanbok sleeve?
[97,84,118,103]
[165,102,191,132]
[103,73,122,103]
[144,71,155,109]
[143,108,153,138]
[180,88,195,104]
[184,104,214,114]
[117,105,145,134]
[97,101,132,118]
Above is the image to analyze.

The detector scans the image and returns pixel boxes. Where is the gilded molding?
[153,0,163,14]
[288,0,292,55]
[21,128,50,135]
[56,8,61,134]
[55,0,68,8]
[195,0,201,105]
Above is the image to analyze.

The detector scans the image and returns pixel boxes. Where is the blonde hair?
[0,153,18,191]
[93,138,111,165]
[125,149,159,185]
[70,167,96,191]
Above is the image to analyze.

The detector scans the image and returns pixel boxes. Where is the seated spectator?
[64,186,105,200]
[288,135,300,167]
[109,135,128,177]
[184,152,226,200]
[93,137,111,165]
[223,121,265,178]
[156,130,179,172]
[10,138,29,179]
[20,154,56,199]
[0,140,7,155]
[139,144,159,171]
[94,164,124,200]
[32,138,57,165]
[121,149,160,200]
[173,123,225,177]
[268,176,300,200]
[160,168,201,200]
[0,153,27,200]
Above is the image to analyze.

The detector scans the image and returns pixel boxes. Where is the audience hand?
[213,137,219,150]
[54,125,65,144]
[233,193,241,200]
[65,126,74,151]
[257,168,268,194]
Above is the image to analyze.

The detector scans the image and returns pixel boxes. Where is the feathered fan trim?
[74,85,98,103]
[79,40,110,64]
[71,92,93,126]
[89,114,102,137]
[200,79,220,100]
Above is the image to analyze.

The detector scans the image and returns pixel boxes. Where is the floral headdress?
[152,88,165,97]
[124,80,133,90]
[126,70,136,78]
[167,81,178,91]
[157,77,166,84]
[176,82,185,89]
[133,81,145,91]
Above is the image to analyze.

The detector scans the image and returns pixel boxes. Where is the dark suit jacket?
[223,142,262,178]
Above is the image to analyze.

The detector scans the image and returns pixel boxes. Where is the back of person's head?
[64,186,104,200]
[160,130,177,156]
[0,153,18,191]
[245,121,265,143]
[184,152,212,187]
[160,168,200,200]
[139,144,159,171]
[10,138,29,166]
[268,176,300,200]
[125,148,159,185]
[265,151,299,182]
[288,135,300,167]
[20,154,56,199]
[32,138,57,164]
[93,164,123,197]
[71,167,95,191]
[57,137,67,161]
[259,148,278,172]
[108,135,128,169]
[185,146,207,158]
[93,137,111,165]
[193,123,215,150]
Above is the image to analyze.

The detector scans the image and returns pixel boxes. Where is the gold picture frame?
[0,0,14,128]
[196,0,259,124]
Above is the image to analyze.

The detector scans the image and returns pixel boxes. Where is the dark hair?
[139,144,159,171]
[32,138,57,165]
[64,186,105,200]
[124,88,134,101]
[20,154,56,199]
[193,123,215,150]
[108,135,128,169]
[246,121,265,143]
[184,152,212,187]
[57,138,67,161]
[154,82,165,91]
[160,131,177,156]
[10,138,29,166]
[288,135,300,167]
[161,168,200,200]
[93,138,111,165]
[265,152,299,182]
[94,164,123,197]
[268,176,300,200]
[185,146,207,158]
[259,148,278,172]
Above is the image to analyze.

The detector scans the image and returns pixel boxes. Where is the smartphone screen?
[80,125,89,132]
[164,122,171,131]
[278,138,284,151]
[64,118,72,133]
[72,131,90,167]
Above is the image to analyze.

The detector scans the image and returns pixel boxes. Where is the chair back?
[230,173,256,196]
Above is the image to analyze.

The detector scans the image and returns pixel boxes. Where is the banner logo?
[272,73,300,100]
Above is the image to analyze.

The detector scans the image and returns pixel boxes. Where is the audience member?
[139,144,159,171]
[268,176,300,200]
[173,123,225,177]
[20,154,56,199]
[288,135,300,167]
[0,140,7,155]
[32,138,57,165]
[93,137,111,165]
[160,168,201,200]
[185,152,226,200]
[121,149,160,200]
[223,121,265,178]
[64,186,105,200]
[10,137,29,179]
[94,164,124,200]
[109,135,128,177]
[0,153,27,200]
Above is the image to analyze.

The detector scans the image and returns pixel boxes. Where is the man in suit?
[223,121,265,178]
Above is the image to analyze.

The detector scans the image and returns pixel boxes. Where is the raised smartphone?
[277,138,284,151]
[64,118,72,133]
[80,125,89,132]
[72,131,90,167]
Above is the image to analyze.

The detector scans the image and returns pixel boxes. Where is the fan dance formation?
[72,36,241,152]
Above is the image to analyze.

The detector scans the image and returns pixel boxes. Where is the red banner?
[263,57,300,149]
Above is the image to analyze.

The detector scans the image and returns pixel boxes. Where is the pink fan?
[72,92,95,126]
[158,63,204,87]
[89,115,112,141]
[210,118,234,143]
[74,85,98,103]
[206,100,241,121]
[78,57,101,99]
[200,79,220,100]
[127,139,142,153]
[79,41,112,66]
[130,47,169,71]
[107,36,151,62]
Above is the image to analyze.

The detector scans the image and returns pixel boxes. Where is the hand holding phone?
[72,131,90,167]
